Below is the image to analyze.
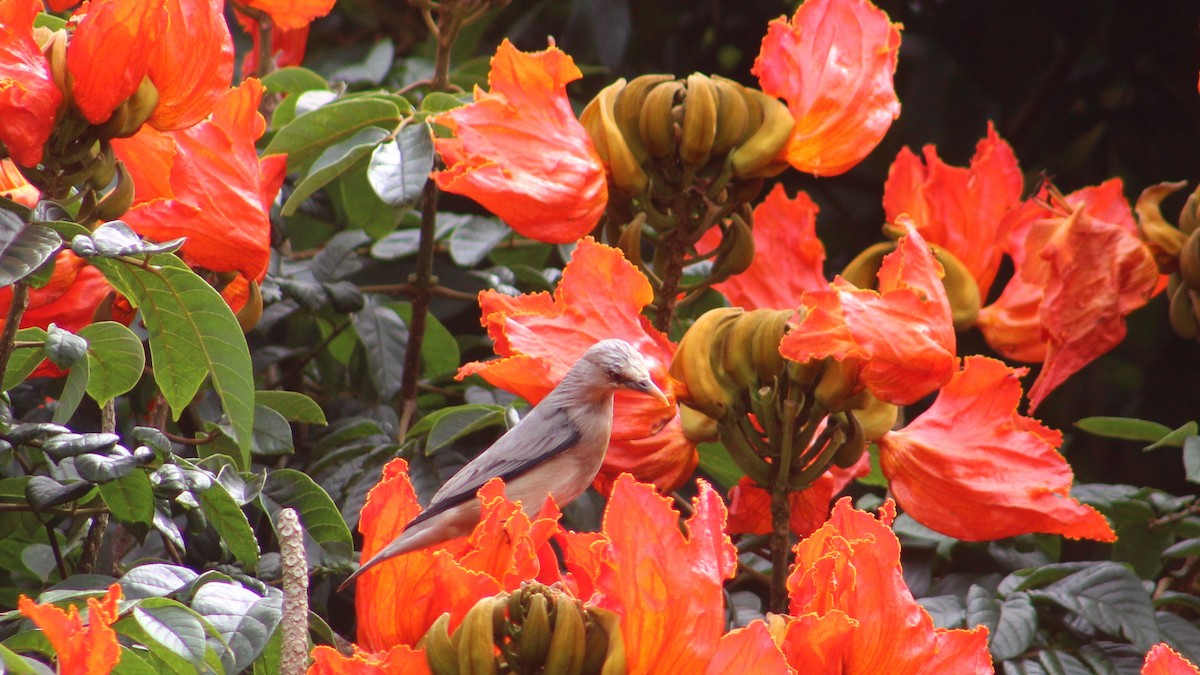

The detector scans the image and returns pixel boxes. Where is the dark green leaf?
[425,406,506,453]
[311,230,370,282]
[1163,538,1200,558]
[40,432,119,458]
[3,327,47,390]
[51,355,88,424]
[250,626,282,675]
[282,126,390,216]
[326,39,394,84]
[697,441,745,488]
[351,304,407,400]
[197,481,259,568]
[112,646,159,675]
[98,469,155,525]
[328,165,401,236]
[0,216,61,286]
[260,469,353,570]
[370,228,421,260]
[261,66,329,95]
[1032,562,1161,650]
[1157,610,1200,664]
[191,583,283,674]
[78,321,145,406]
[1184,436,1200,484]
[917,594,965,628]
[119,563,200,599]
[26,476,92,511]
[1144,422,1199,450]
[367,123,434,207]
[265,98,401,174]
[0,644,49,675]
[45,324,87,369]
[95,256,254,466]
[4,421,69,445]
[75,451,136,484]
[387,302,459,376]
[127,600,212,670]
[251,404,294,456]
[978,588,1036,662]
[1113,519,1173,578]
[448,214,510,266]
[254,391,326,425]
[422,91,469,113]
[1075,417,1173,443]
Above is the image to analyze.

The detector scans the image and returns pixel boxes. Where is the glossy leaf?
[78,321,146,406]
[191,583,282,674]
[281,126,390,216]
[254,391,327,425]
[98,470,155,527]
[265,97,402,173]
[350,303,407,400]
[448,214,510,266]
[127,600,211,669]
[1076,417,1174,443]
[0,215,60,286]
[260,468,353,569]
[2,327,47,390]
[197,481,259,568]
[45,324,87,369]
[367,122,435,207]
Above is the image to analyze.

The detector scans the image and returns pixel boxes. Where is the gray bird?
[339,338,670,590]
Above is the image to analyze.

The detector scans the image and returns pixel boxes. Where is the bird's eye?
[606,369,626,384]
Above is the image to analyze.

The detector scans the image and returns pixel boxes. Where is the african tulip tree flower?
[780,221,956,406]
[976,180,1160,411]
[0,0,62,167]
[883,122,1024,297]
[308,644,430,675]
[17,583,123,674]
[726,456,868,539]
[877,356,1115,542]
[113,79,287,283]
[1144,644,1200,675]
[237,0,336,31]
[457,237,696,491]
[235,10,311,76]
[780,498,993,673]
[431,39,608,244]
[754,0,902,176]
[0,158,38,206]
[354,458,565,651]
[701,184,828,310]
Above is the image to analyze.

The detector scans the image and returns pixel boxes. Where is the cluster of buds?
[1134,181,1200,343]
[670,307,898,491]
[420,582,625,675]
[581,74,795,315]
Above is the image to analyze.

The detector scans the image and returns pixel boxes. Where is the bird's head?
[581,339,671,406]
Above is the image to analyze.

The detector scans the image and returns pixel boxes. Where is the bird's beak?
[643,380,671,408]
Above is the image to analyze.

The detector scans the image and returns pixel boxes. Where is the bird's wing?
[403,406,582,530]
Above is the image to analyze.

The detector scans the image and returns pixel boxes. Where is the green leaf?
[45,324,87,369]
[119,563,199,599]
[254,391,327,425]
[95,256,254,466]
[367,122,434,207]
[328,166,402,237]
[197,481,259,568]
[1184,435,1200,484]
[3,327,47,390]
[250,405,294,456]
[425,406,506,453]
[260,469,353,570]
[1164,538,1200,558]
[696,442,744,488]
[971,587,1036,662]
[51,355,88,424]
[265,98,401,174]
[351,304,407,400]
[917,595,965,629]
[125,600,213,671]
[98,469,155,526]
[250,626,282,675]
[1075,416,1173,443]
[191,583,282,674]
[325,39,394,84]
[448,214,510,266]
[0,213,61,286]
[85,221,183,258]
[260,66,328,95]
[25,476,93,511]
[1144,421,1199,450]
[74,449,136,484]
[0,644,48,675]
[282,126,391,216]
[1030,561,1161,650]
[422,91,469,114]
[387,302,459,376]
[112,646,159,675]
[78,321,145,406]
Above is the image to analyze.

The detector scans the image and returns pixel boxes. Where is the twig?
[0,280,30,384]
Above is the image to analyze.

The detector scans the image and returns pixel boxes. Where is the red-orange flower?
[66,0,232,131]
[0,0,62,166]
[877,356,1115,542]
[780,221,956,405]
[355,458,564,652]
[782,498,992,673]
[0,158,38,206]
[702,184,827,310]
[235,10,311,76]
[753,0,902,176]
[1144,644,1200,675]
[562,474,737,674]
[113,79,287,283]
[17,583,123,674]
[432,39,607,244]
[457,237,695,491]
[726,454,868,538]
[237,0,336,31]
[976,180,1160,411]
[308,644,430,675]
[883,122,1024,296]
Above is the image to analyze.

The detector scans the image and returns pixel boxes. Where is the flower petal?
[457,237,694,491]
[877,356,1115,541]
[308,644,431,675]
[432,39,607,243]
[754,0,901,176]
[68,0,166,125]
[239,0,335,31]
[706,622,790,675]
[1143,643,1200,675]
[0,0,61,166]
[727,454,868,538]
[18,583,123,675]
[146,0,234,131]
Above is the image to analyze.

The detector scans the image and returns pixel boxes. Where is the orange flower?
[753,0,902,176]
[562,474,737,674]
[235,10,311,76]
[457,237,695,491]
[113,79,287,283]
[701,184,827,310]
[1143,644,1200,675]
[883,122,1024,297]
[237,0,336,31]
[0,158,38,206]
[726,455,869,539]
[17,583,123,674]
[67,0,233,130]
[354,458,564,652]
[877,356,1115,542]
[432,39,607,244]
[780,221,956,405]
[976,180,1160,411]
[308,644,430,675]
[706,623,791,675]
[778,498,992,673]
[0,0,62,166]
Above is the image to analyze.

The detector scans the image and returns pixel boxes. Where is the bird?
[339,338,670,590]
